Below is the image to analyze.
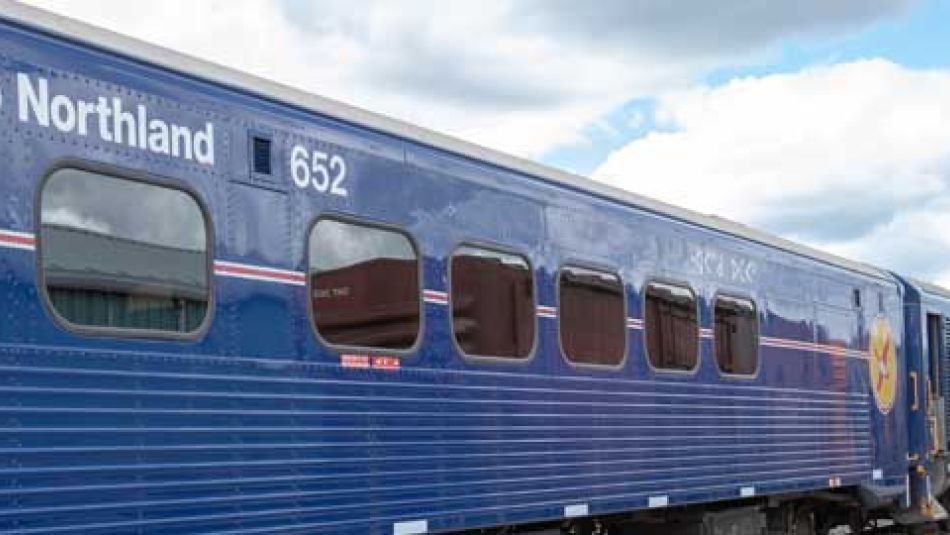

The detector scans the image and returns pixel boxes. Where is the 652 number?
[290,145,348,196]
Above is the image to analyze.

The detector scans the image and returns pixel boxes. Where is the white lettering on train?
[16,73,215,166]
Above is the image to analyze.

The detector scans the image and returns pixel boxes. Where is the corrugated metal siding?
[0,344,871,534]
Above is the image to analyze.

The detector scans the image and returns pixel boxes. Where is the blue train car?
[0,2,947,534]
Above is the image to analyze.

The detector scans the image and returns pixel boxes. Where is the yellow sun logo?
[868,317,898,414]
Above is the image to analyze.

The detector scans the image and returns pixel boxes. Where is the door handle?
[910,371,919,411]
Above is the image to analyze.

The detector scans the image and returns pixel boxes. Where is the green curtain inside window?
[49,287,206,333]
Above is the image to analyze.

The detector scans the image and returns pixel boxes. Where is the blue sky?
[23,0,950,285]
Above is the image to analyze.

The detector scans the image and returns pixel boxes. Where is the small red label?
[372,356,400,371]
[340,354,400,371]
[340,354,371,369]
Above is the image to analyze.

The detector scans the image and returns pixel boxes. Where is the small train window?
[40,167,209,335]
[308,218,420,351]
[644,281,698,372]
[713,295,758,376]
[251,135,272,176]
[451,246,534,360]
[558,266,625,367]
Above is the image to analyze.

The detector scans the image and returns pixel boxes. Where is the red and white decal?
[213,260,306,286]
[0,229,35,251]
[372,355,400,371]
[699,328,714,339]
[340,354,371,369]
[340,354,400,371]
[627,317,644,330]
[423,289,449,305]
[536,305,557,319]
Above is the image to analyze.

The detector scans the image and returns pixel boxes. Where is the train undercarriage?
[457,469,950,535]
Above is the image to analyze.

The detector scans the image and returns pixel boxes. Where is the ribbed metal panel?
[0,344,871,534]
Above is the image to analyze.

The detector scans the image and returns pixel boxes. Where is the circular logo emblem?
[868,317,897,414]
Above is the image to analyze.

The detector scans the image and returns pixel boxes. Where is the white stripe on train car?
[393,519,428,535]
[760,336,869,360]
[213,260,306,286]
[0,229,36,251]
[0,228,884,363]
[422,289,449,305]
[564,503,589,518]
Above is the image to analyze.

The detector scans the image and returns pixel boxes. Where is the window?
[308,218,420,350]
[559,266,625,366]
[451,246,534,359]
[644,281,698,371]
[40,167,209,335]
[714,295,758,376]
[251,136,272,175]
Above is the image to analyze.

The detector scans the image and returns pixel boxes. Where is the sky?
[22,0,950,285]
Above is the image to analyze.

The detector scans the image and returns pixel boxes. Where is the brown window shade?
[451,246,534,359]
[714,295,758,375]
[644,282,698,371]
[309,219,420,350]
[559,266,625,366]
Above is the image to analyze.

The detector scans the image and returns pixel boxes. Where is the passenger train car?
[0,2,948,534]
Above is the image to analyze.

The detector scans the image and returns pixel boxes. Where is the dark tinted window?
[252,136,272,175]
[644,282,698,371]
[40,168,209,334]
[309,219,420,350]
[714,295,758,376]
[452,246,534,359]
[559,266,625,366]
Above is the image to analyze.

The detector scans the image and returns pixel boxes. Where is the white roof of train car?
[0,0,898,282]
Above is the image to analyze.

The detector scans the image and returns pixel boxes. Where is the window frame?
[556,262,627,370]
[641,278,701,375]
[448,241,538,364]
[35,159,215,341]
[711,291,761,379]
[305,213,425,356]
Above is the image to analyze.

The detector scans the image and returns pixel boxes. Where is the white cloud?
[594,59,950,285]
[19,0,901,159]
[17,0,649,157]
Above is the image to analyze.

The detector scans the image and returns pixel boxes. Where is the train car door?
[926,314,946,453]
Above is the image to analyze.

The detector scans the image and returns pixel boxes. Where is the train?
[0,2,948,534]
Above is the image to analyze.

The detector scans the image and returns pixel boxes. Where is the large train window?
[308,218,420,351]
[451,245,534,360]
[644,281,698,372]
[39,167,209,336]
[713,295,759,376]
[558,266,625,367]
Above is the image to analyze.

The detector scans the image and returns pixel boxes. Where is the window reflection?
[559,266,625,366]
[644,281,698,371]
[451,246,534,359]
[40,168,209,334]
[309,219,420,350]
